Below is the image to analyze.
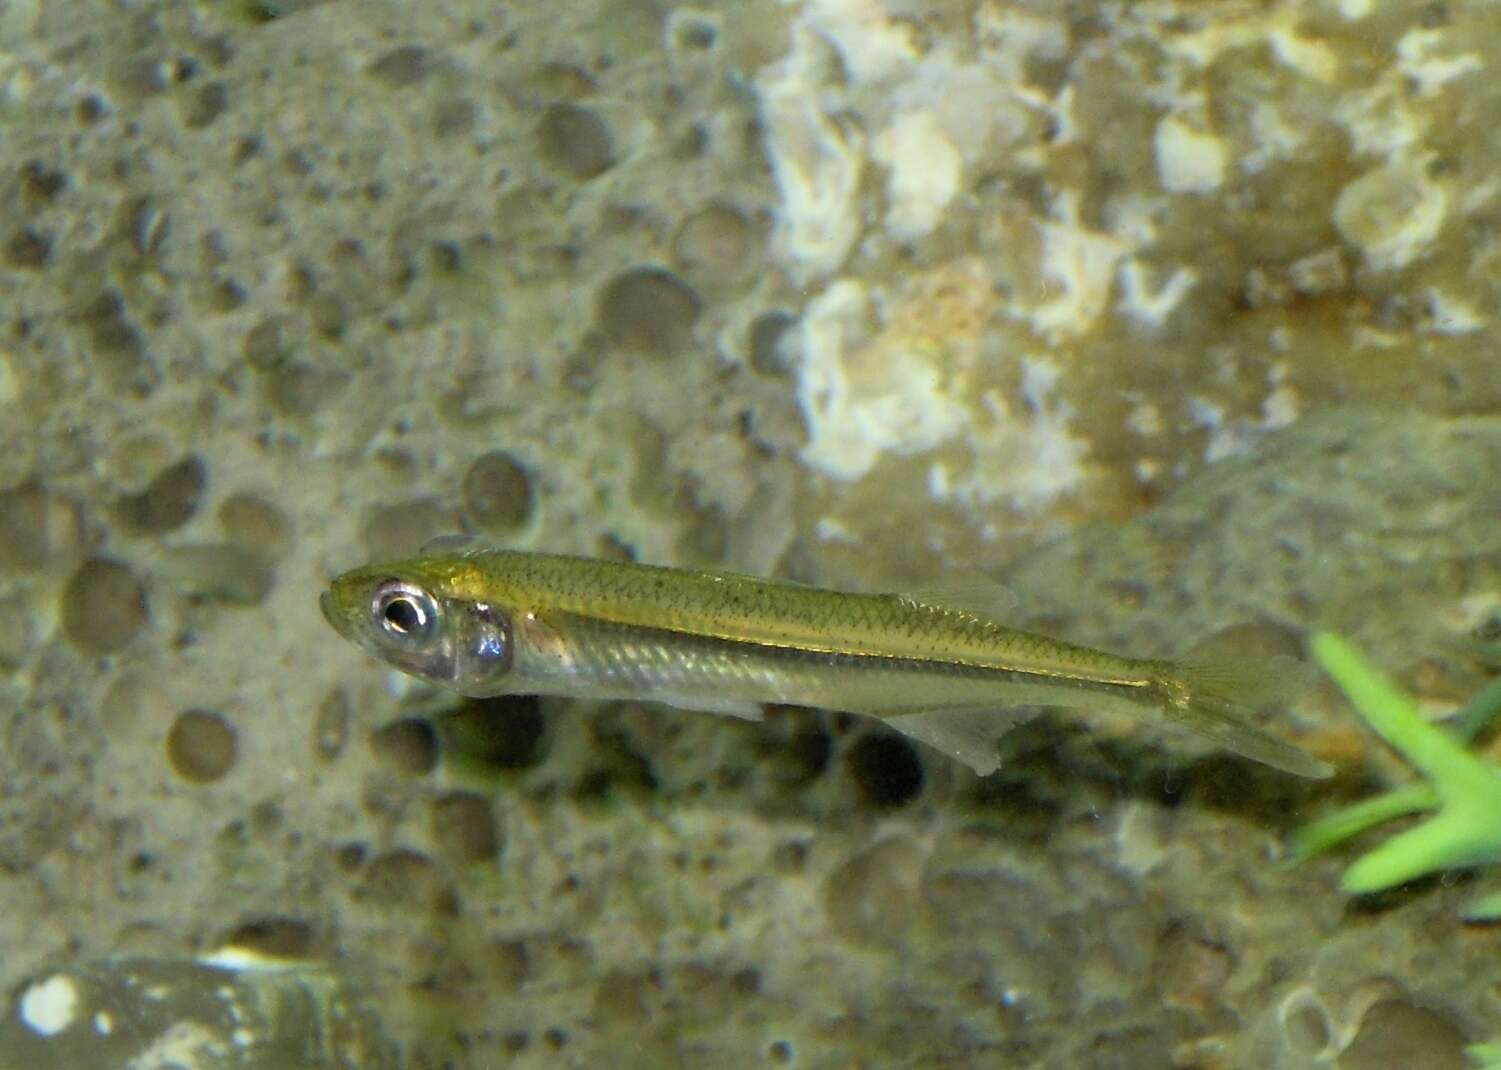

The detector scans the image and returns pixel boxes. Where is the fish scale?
[449,551,1143,681]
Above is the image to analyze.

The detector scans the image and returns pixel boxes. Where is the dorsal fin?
[897,575,1018,622]
[419,533,485,556]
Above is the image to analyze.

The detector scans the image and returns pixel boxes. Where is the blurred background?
[0,0,1498,1066]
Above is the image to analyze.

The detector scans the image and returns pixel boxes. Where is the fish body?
[321,549,1329,778]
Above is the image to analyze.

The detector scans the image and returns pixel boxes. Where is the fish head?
[321,557,514,696]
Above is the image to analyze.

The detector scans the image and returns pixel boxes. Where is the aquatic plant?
[1289,632,1501,919]
[1290,634,1501,1069]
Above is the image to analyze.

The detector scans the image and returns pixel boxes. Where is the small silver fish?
[321,549,1329,778]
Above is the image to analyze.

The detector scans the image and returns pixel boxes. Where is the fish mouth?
[320,589,352,639]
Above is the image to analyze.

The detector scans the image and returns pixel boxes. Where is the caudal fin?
[1166,656,1331,778]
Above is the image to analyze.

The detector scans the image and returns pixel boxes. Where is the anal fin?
[877,705,1040,776]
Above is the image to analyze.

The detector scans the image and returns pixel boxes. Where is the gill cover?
[344,574,514,695]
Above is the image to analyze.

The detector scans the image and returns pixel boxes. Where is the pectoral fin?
[660,693,765,722]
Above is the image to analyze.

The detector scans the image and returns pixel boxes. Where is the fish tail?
[1157,655,1331,779]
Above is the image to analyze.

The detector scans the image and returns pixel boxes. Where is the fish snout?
[320,589,350,637]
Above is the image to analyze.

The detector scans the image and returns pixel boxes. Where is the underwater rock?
[0,956,397,1069]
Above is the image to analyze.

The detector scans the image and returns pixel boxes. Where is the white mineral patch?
[872,110,961,241]
[927,462,950,499]
[756,28,864,282]
[757,0,1060,280]
[795,280,968,482]
[125,1020,227,1070]
[814,516,856,543]
[1427,289,1486,334]
[1287,247,1348,295]
[1187,380,1306,462]
[887,51,1031,164]
[974,3,1068,83]
[1262,385,1300,429]
[1334,83,1421,158]
[1021,192,1132,340]
[19,974,78,1037]
[1396,28,1482,98]
[1243,102,1302,173]
[1332,160,1447,270]
[0,57,35,105]
[1116,258,1197,330]
[796,0,918,86]
[1135,458,1162,482]
[932,359,1088,513]
[1115,801,1169,876]
[1267,25,1339,83]
[1153,116,1227,194]
[1187,396,1244,463]
[1126,402,1163,437]
[1109,193,1161,247]
[1155,4,1338,84]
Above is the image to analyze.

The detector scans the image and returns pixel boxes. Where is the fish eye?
[371,580,438,643]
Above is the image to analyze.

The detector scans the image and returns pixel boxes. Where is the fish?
[320,548,1330,778]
